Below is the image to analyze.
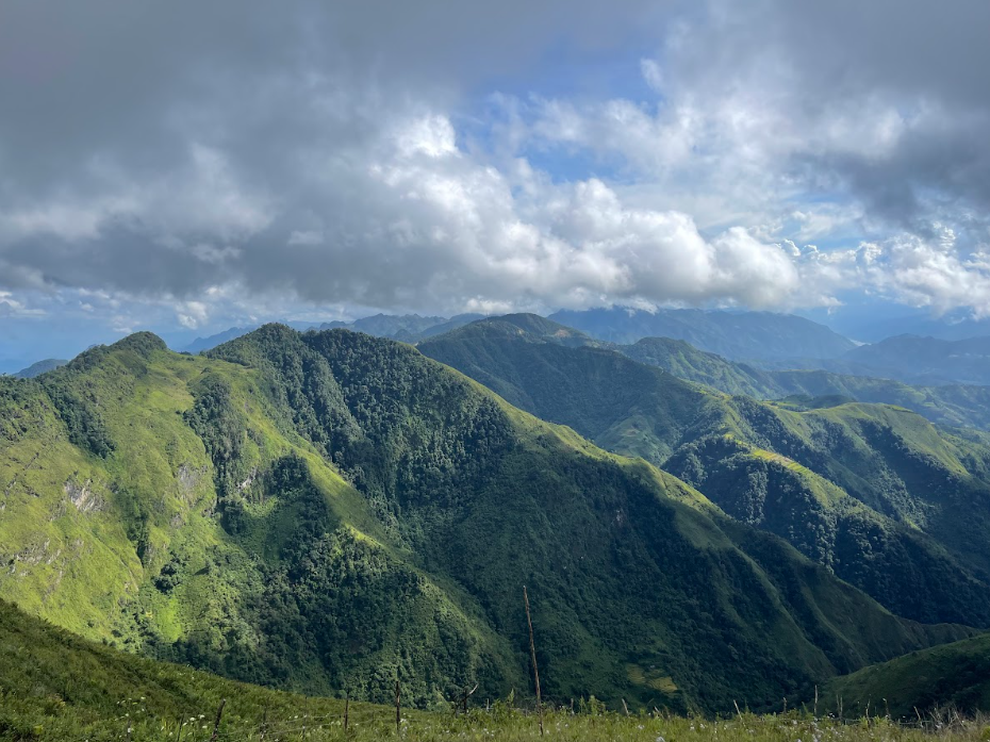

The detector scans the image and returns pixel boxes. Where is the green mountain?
[420,317,990,629]
[8,592,979,742]
[11,359,68,379]
[548,307,855,361]
[0,326,969,714]
[620,336,990,432]
[826,631,990,719]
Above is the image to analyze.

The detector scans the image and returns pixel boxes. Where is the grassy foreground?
[4,594,987,741]
[9,705,990,741]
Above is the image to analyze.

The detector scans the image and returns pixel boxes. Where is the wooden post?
[210,698,226,742]
[814,685,818,718]
[344,691,350,731]
[461,683,479,715]
[260,707,268,741]
[523,585,544,737]
[395,678,401,734]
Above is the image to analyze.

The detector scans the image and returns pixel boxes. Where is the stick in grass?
[395,678,401,734]
[210,698,226,742]
[523,585,544,737]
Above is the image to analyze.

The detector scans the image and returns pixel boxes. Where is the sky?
[3,0,990,369]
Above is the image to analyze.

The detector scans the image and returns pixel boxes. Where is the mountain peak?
[110,331,168,357]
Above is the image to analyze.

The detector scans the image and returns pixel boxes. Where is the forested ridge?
[420,316,990,629]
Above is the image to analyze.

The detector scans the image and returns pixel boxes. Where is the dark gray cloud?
[664,0,990,233]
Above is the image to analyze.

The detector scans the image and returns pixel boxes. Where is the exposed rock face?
[64,478,103,513]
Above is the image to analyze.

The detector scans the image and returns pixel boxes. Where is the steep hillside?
[0,327,968,714]
[826,632,990,718]
[420,320,990,628]
[620,337,780,398]
[548,307,854,361]
[0,597,359,741]
[2,595,977,742]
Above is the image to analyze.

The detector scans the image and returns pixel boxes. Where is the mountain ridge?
[419,317,990,629]
[548,307,856,361]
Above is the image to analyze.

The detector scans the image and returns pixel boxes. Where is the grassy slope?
[826,632,990,719]
[420,322,990,629]
[0,334,521,707]
[0,597,357,741]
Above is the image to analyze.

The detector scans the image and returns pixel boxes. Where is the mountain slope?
[0,597,359,741]
[11,359,68,379]
[420,318,990,628]
[548,307,855,361]
[621,336,990,432]
[826,632,990,718]
[0,327,969,714]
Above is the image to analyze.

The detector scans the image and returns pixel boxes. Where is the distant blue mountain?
[548,307,855,362]
[183,313,486,354]
[12,358,69,378]
[183,326,259,354]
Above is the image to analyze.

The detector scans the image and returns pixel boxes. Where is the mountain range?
[182,314,485,355]
[548,307,857,361]
[1,324,979,716]
[419,315,990,629]
[9,312,990,719]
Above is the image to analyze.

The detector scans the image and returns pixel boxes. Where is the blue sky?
[3,0,990,370]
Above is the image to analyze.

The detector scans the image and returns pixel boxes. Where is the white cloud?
[2,0,990,337]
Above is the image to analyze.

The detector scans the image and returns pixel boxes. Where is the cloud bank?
[2,0,990,332]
